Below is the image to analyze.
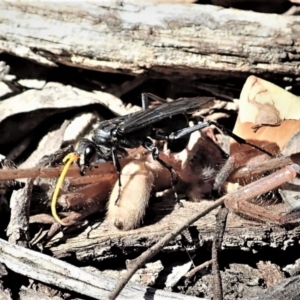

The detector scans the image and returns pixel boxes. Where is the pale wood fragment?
[0,238,201,300]
[0,1,299,78]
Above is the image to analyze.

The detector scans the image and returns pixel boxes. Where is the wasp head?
[75,138,98,175]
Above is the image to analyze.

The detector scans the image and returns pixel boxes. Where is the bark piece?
[257,261,285,287]
[7,180,33,246]
[0,1,299,78]
[165,261,192,290]
[19,287,62,300]
[0,289,12,300]
[0,82,122,148]
[185,263,262,299]
[283,258,300,276]
[0,61,9,81]
[84,260,164,286]
[0,238,201,300]
[48,199,300,260]
[18,121,69,168]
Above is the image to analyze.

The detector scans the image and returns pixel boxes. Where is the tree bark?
[1,1,300,79]
[49,199,300,260]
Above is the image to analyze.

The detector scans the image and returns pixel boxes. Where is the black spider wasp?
[51,93,274,225]
[75,93,271,183]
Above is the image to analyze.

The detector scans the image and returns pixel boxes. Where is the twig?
[185,260,213,278]
[211,206,229,300]
[256,261,285,287]
[0,153,297,182]
[0,158,134,180]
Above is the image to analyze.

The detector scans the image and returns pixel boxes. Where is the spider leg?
[107,160,155,230]
[214,143,279,192]
[142,139,180,206]
[224,164,300,224]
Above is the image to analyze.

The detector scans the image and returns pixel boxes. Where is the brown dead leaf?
[239,75,300,125]
[231,76,300,152]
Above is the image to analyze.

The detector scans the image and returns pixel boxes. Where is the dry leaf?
[231,76,300,152]
[239,75,300,125]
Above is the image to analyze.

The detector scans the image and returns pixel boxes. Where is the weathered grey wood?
[7,180,32,246]
[1,1,300,78]
[49,199,300,260]
[0,238,202,300]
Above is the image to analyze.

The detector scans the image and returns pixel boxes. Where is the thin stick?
[0,158,135,180]
[0,152,298,184]
[185,260,213,278]
[0,165,92,180]
[212,206,228,300]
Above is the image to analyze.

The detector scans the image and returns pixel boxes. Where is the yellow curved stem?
[51,152,79,225]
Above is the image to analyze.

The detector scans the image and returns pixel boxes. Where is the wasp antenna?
[51,152,79,226]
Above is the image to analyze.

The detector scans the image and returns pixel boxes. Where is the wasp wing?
[118,97,214,134]
[93,114,131,131]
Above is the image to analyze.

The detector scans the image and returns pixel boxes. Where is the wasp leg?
[141,93,149,110]
[141,138,157,159]
[111,147,122,176]
[208,121,273,157]
[159,120,272,157]
[166,121,210,140]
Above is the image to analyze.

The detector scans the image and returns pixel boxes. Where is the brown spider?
[30,127,300,230]
[0,124,298,230]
